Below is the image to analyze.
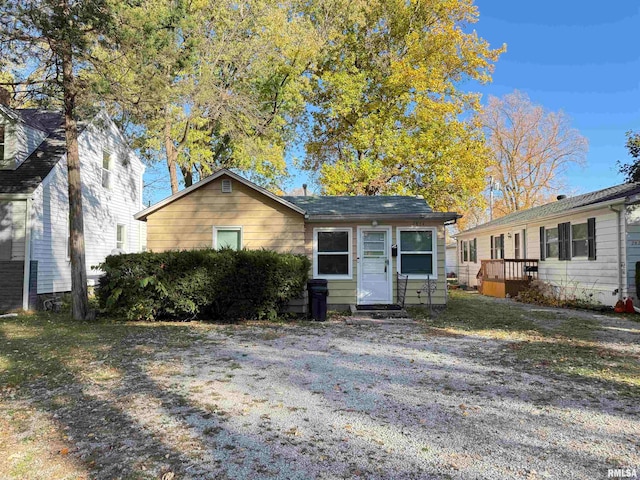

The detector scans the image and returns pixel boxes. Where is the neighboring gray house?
[0,103,146,311]
[456,183,640,306]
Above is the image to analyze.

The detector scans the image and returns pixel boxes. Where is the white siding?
[0,115,47,170]
[458,206,622,306]
[625,204,640,301]
[0,199,27,260]
[31,112,146,294]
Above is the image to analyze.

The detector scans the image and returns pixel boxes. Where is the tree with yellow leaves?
[303,0,504,212]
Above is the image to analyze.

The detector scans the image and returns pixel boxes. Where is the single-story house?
[134,169,460,310]
[456,182,640,306]
[0,102,146,311]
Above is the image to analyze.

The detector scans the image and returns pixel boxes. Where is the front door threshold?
[355,304,403,311]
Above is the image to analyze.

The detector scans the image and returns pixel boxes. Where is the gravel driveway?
[6,307,639,479]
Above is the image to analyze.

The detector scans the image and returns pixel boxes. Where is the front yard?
[1,292,639,479]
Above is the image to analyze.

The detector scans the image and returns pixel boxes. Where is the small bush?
[96,249,311,321]
[516,279,608,311]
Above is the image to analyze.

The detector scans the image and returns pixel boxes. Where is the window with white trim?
[546,227,558,258]
[116,224,126,251]
[397,228,436,278]
[102,150,112,189]
[313,228,352,278]
[214,226,242,250]
[571,222,588,257]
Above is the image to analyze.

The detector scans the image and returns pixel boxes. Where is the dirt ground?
[1,294,639,479]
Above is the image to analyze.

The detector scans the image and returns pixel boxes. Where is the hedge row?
[96,249,311,321]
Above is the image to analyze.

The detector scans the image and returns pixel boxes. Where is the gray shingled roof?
[0,110,66,194]
[461,182,640,234]
[281,195,434,216]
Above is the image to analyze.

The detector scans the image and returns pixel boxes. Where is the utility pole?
[488,176,500,221]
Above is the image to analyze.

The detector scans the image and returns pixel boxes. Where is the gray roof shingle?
[0,110,66,194]
[461,182,640,234]
[281,195,434,216]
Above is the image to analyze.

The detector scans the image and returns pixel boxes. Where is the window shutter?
[490,236,494,259]
[539,226,545,261]
[558,222,571,261]
[500,234,505,259]
[587,217,596,260]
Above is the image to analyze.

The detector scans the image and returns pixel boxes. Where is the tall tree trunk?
[61,40,90,320]
[164,113,179,194]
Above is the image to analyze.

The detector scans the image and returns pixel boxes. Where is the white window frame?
[396,226,438,280]
[102,150,112,189]
[313,227,353,280]
[546,227,559,259]
[116,223,126,251]
[213,226,243,250]
[571,222,588,258]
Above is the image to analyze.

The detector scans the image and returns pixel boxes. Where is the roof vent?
[221,179,232,193]
[415,195,424,200]
[557,194,567,201]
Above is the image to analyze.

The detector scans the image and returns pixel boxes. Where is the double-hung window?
[470,238,477,263]
[545,227,559,258]
[214,226,242,250]
[116,224,126,251]
[398,228,436,278]
[571,223,588,257]
[313,228,352,279]
[102,150,112,189]
[490,234,504,259]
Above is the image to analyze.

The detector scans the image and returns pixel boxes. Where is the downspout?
[22,197,32,311]
[610,204,624,301]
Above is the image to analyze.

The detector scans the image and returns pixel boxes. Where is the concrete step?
[348,304,411,320]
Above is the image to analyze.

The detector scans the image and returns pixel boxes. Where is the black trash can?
[307,279,328,321]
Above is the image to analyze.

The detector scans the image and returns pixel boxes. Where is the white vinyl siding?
[30,112,146,293]
[457,207,620,306]
[0,116,47,170]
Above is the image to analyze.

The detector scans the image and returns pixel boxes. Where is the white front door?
[358,228,392,304]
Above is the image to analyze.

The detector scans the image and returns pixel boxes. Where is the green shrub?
[96,249,311,321]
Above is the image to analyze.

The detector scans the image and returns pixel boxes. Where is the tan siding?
[305,220,447,307]
[145,175,305,254]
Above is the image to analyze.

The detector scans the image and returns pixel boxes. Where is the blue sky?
[470,0,640,194]
[143,1,640,204]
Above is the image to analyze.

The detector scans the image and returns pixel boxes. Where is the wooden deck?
[477,259,538,298]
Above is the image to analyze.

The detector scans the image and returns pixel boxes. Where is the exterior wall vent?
[221,179,232,193]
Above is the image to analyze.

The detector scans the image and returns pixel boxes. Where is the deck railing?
[478,259,538,282]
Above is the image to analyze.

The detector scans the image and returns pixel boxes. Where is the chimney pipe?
[557,195,567,201]
[0,87,11,107]
[302,183,307,196]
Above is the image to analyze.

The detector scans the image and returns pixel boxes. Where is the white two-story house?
[0,101,146,311]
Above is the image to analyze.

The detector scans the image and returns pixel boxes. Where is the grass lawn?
[1,293,639,479]
[410,291,640,398]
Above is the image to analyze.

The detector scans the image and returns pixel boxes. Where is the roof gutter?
[304,212,461,223]
[610,204,625,301]
[459,198,627,237]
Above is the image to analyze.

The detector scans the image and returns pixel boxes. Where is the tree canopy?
[617,131,640,183]
[302,0,504,212]
[91,0,319,193]
[480,90,588,218]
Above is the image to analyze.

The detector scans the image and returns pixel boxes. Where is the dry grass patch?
[410,291,640,397]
